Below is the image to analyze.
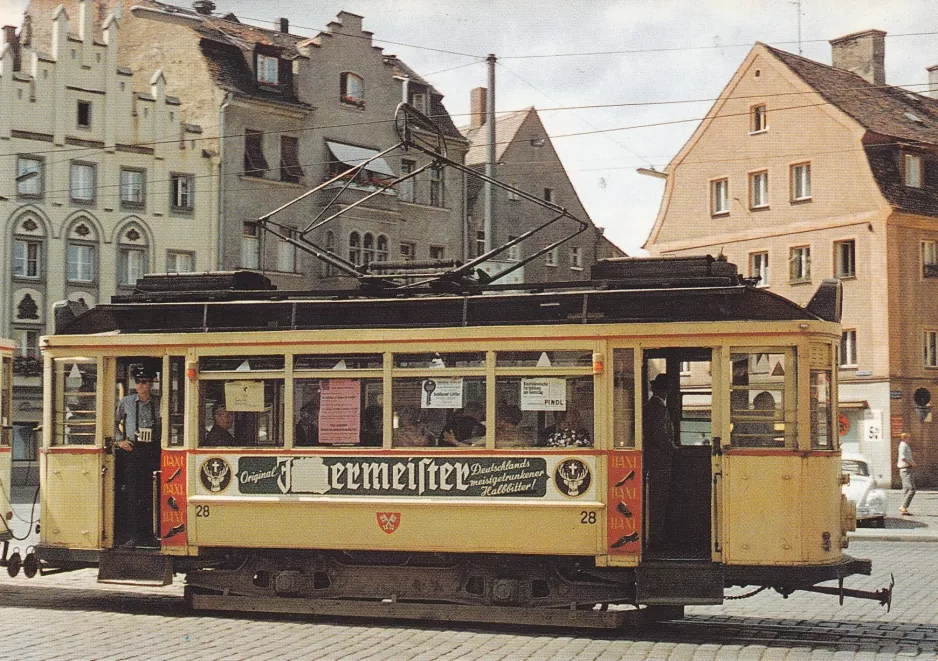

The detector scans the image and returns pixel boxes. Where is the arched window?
[66,218,98,283]
[362,233,375,265]
[323,231,336,276]
[376,235,388,262]
[340,72,364,108]
[117,223,149,287]
[349,231,361,266]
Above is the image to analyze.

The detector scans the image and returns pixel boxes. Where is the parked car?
[841,453,887,528]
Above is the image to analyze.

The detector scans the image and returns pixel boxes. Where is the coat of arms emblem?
[377,512,400,534]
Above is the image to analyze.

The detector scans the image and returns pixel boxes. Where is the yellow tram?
[23,257,890,627]
[0,341,16,545]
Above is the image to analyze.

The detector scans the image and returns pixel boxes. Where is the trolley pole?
[484,53,496,254]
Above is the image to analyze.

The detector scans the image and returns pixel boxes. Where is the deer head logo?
[200,458,232,493]
[555,458,591,498]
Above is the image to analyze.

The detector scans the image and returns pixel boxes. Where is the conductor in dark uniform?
[643,373,678,551]
[114,365,161,548]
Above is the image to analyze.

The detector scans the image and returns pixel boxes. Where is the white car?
[841,453,887,528]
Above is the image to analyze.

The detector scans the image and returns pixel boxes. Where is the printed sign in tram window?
[318,379,362,444]
[224,380,265,412]
[520,377,567,411]
[421,377,464,409]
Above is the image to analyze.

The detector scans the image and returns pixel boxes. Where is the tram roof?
[53,257,838,336]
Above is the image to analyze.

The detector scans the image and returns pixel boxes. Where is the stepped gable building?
[644,29,938,487]
[460,89,616,284]
[24,0,469,289]
[0,5,213,465]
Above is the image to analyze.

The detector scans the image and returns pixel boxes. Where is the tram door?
[642,348,716,559]
[109,358,163,548]
[0,354,12,541]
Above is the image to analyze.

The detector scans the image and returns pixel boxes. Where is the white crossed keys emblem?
[377,512,401,534]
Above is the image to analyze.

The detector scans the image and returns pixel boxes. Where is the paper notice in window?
[521,378,567,411]
[421,377,463,409]
[224,380,265,412]
[319,378,361,444]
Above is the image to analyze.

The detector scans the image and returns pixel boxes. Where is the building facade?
[645,30,938,487]
[0,5,214,468]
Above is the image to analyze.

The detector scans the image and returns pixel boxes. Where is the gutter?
[217,91,233,270]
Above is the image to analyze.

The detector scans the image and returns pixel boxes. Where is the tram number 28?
[580,511,596,524]
[195,505,211,518]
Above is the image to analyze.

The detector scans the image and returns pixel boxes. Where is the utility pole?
[484,54,496,253]
[788,0,803,55]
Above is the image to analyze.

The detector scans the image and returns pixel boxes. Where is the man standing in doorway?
[115,365,161,547]
[644,373,678,551]
[897,432,916,515]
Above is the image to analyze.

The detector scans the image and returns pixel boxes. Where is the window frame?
[429,245,446,261]
[545,247,558,267]
[399,159,416,203]
[119,167,146,209]
[788,245,811,284]
[925,330,938,369]
[543,187,555,204]
[277,229,298,273]
[256,53,279,85]
[840,329,858,368]
[749,170,769,209]
[244,129,269,178]
[570,245,583,270]
[904,152,923,188]
[169,173,194,212]
[790,162,812,202]
[69,161,96,204]
[750,104,767,134]
[750,251,769,287]
[923,240,938,278]
[429,165,444,207]
[242,222,260,269]
[16,155,43,198]
[279,135,303,184]
[66,242,96,283]
[710,177,729,216]
[12,238,42,280]
[834,239,856,279]
[77,100,92,129]
[166,250,195,274]
[340,72,365,109]
[119,247,147,286]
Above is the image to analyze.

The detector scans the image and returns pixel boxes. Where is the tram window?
[199,355,285,372]
[294,354,382,371]
[167,357,185,447]
[495,351,592,368]
[294,377,383,446]
[612,349,635,448]
[494,375,594,448]
[392,376,485,447]
[199,380,284,447]
[53,358,97,446]
[810,370,833,449]
[730,350,796,448]
[393,352,485,369]
[1,356,11,447]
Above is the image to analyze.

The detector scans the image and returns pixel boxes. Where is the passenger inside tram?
[393,406,430,447]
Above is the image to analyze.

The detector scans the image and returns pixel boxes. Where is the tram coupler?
[797,574,894,611]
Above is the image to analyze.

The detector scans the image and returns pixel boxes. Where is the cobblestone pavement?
[0,542,934,660]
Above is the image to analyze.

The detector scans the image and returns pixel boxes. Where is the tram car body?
[29,257,883,627]
[0,341,16,544]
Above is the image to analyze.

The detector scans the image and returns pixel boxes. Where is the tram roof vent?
[591,255,745,287]
[130,270,276,295]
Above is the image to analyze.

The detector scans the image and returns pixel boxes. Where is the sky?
[2,0,938,254]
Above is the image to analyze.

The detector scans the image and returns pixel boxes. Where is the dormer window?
[341,72,364,108]
[411,91,428,115]
[257,53,279,85]
[904,153,923,188]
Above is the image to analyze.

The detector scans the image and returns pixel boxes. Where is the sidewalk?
[849,489,938,542]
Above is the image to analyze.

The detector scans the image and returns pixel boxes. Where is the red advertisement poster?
[319,379,362,444]
[160,451,188,547]
[607,451,641,555]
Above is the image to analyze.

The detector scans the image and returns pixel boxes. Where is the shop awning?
[326,141,395,177]
[839,399,869,410]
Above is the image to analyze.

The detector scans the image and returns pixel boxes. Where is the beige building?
[462,91,616,283]
[23,0,468,290]
[0,6,214,465]
[645,30,938,487]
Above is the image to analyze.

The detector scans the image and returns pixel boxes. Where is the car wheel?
[875,517,886,529]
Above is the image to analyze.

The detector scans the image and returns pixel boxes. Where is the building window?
[840,330,857,368]
[277,230,297,273]
[242,223,260,269]
[399,160,415,202]
[411,91,428,115]
[376,235,389,262]
[280,136,303,183]
[12,240,41,279]
[400,241,415,261]
[543,187,554,204]
[67,243,95,282]
[170,173,193,211]
[429,245,445,261]
[791,162,811,201]
[545,247,558,267]
[750,104,767,133]
[507,181,520,202]
[429,165,444,207]
[750,251,769,286]
[323,231,337,277]
[256,53,279,85]
[789,246,811,283]
[507,236,521,262]
[349,231,362,266]
[77,100,91,129]
[904,153,923,188]
[749,170,768,209]
[120,248,146,286]
[923,240,938,278]
[16,156,42,197]
[475,230,486,258]
[570,245,583,269]
[166,251,194,273]
[244,129,268,178]
[711,178,729,215]
[925,330,938,368]
[70,162,96,203]
[120,168,145,208]
[340,72,364,108]
[13,328,39,359]
[362,233,375,265]
[834,240,856,278]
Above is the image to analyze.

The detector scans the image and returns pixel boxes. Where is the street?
[0,541,933,660]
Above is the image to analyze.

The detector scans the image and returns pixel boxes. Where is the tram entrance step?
[98,550,173,586]
[636,561,723,605]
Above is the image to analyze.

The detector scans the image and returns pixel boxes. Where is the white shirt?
[897,440,914,469]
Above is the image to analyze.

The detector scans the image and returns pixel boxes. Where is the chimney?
[276,17,289,33]
[192,1,216,16]
[928,65,938,99]
[830,29,886,86]
[470,87,487,129]
[2,25,20,72]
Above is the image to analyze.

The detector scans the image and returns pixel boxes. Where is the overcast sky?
[3,0,938,254]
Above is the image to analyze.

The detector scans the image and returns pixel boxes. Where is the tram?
[0,341,17,545]
[17,256,892,628]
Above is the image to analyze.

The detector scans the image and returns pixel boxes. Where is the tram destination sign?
[234,456,550,498]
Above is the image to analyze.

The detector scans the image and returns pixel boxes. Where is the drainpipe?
[217,92,233,270]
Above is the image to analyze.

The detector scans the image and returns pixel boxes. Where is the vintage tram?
[0,341,17,546]
[16,256,891,628]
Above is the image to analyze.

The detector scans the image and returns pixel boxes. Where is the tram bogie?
[12,257,892,627]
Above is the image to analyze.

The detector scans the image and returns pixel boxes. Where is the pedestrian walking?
[897,432,916,515]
